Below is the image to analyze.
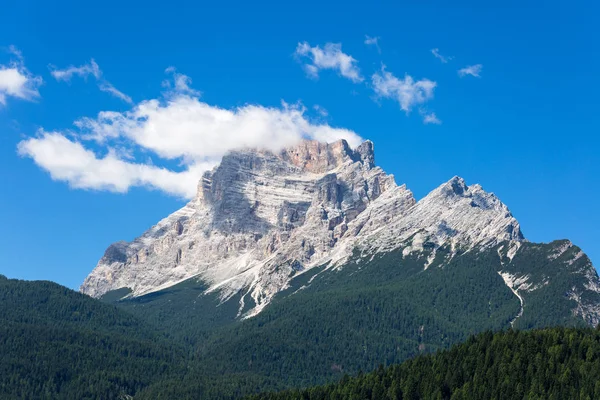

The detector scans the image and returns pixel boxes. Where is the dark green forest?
[0,275,185,399]
[250,327,600,400]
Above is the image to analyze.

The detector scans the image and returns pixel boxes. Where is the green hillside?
[127,240,597,398]
[250,327,600,400]
[0,238,597,399]
[0,275,185,400]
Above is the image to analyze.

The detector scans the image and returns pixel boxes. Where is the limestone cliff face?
[81,139,525,317]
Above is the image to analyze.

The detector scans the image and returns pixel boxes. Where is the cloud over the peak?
[0,46,43,106]
[50,59,132,103]
[458,64,483,78]
[372,66,437,114]
[18,71,363,199]
[17,132,211,198]
[295,42,363,83]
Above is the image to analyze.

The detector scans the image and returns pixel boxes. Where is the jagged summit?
[277,138,375,172]
[358,175,524,259]
[195,138,374,205]
[417,175,524,242]
[81,139,526,316]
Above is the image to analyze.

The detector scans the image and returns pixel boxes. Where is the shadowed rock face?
[81,138,525,317]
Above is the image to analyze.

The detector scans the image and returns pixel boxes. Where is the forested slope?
[250,327,600,400]
[0,275,185,400]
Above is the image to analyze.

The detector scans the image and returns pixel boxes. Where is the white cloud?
[364,35,381,53]
[421,110,441,125]
[371,66,437,113]
[431,48,452,63]
[98,81,133,104]
[50,59,132,103]
[0,46,42,106]
[295,42,363,83]
[18,71,363,199]
[50,59,101,81]
[17,131,211,198]
[458,64,483,78]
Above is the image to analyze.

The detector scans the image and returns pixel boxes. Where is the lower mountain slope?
[0,275,186,400]
[113,238,600,398]
[249,327,600,400]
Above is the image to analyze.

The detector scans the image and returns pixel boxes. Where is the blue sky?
[0,0,598,290]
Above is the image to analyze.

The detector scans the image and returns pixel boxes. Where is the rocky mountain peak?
[279,139,356,173]
[439,175,468,196]
[81,139,527,316]
[196,139,374,203]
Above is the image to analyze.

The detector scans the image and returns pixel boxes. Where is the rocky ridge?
[82,139,534,317]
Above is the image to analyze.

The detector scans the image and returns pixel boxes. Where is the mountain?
[249,327,600,400]
[82,139,410,316]
[3,139,599,399]
[0,275,186,399]
[82,139,523,308]
[82,138,600,328]
[75,139,600,397]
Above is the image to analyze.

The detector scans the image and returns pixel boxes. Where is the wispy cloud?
[371,66,437,114]
[458,64,483,78]
[431,48,453,64]
[364,35,381,53]
[50,59,132,103]
[7,45,23,62]
[0,46,43,106]
[98,81,133,104]
[313,104,329,117]
[162,66,201,97]
[295,42,363,83]
[50,59,101,81]
[18,70,363,199]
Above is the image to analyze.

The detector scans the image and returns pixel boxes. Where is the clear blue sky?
[0,0,598,290]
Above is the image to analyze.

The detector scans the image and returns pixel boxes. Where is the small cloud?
[0,46,43,106]
[98,81,133,104]
[420,110,442,125]
[162,67,201,97]
[50,59,132,103]
[431,48,453,64]
[295,42,363,83]
[371,65,437,114]
[364,35,381,53]
[458,64,483,78]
